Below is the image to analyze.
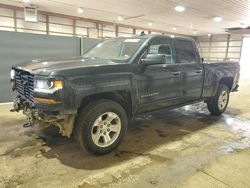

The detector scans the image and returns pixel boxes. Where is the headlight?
[34,79,63,93]
[10,69,15,80]
[34,79,53,90]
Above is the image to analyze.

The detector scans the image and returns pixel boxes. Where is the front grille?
[15,69,34,104]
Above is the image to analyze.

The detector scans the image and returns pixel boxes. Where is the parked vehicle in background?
[10,34,240,155]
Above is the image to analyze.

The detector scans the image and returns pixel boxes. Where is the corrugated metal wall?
[0,30,101,102]
[81,37,103,54]
[196,34,243,62]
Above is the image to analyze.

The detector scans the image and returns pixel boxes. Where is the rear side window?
[174,39,197,64]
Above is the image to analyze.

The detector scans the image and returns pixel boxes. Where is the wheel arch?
[78,90,133,118]
[219,77,234,91]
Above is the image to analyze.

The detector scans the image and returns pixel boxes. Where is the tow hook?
[10,97,22,112]
[10,108,19,112]
[23,122,31,128]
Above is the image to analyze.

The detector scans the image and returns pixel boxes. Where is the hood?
[13,57,120,76]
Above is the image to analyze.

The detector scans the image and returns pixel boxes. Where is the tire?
[74,99,128,155]
[207,84,230,116]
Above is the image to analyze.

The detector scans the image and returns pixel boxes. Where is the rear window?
[174,39,198,64]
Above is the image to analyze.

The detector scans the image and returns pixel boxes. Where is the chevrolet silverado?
[10,34,240,155]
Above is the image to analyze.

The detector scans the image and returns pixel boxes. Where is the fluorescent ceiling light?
[213,17,223,22]
[208,33,211,37]
[78,7,84,14]
[175,6,185,12]
[148,22,153,26]
[117,16,123,21]
[170,35,175,38]
[23,0,30,3]
[193,31,197,35]
[172,27,177,30]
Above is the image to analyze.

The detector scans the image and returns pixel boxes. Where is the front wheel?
[207,84,230,116]
[74,99,128,155]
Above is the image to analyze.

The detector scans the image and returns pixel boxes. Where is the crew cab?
[10,34,240,155]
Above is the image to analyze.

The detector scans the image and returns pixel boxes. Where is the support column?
[46,15,49,35]
[14,9,17,32]
[225,34,230,60]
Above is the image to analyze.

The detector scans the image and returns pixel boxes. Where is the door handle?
[171,71,181,76]
[195,69,203,74]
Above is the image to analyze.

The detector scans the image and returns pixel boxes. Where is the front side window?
[83,38,146,63]
[175,39,197,64]
[146,44,173,64]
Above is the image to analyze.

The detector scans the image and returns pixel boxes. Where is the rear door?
[174,39,204,102]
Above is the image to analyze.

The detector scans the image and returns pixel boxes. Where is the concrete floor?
[1,78,250,188]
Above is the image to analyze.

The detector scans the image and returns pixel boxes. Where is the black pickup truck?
[10,34,240,155]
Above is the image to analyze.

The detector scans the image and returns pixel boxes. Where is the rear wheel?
[74,99,128,155]
[207,84,230,116]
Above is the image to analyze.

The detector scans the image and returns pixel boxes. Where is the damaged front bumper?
[232,84,239,92]
[11,96,76,138]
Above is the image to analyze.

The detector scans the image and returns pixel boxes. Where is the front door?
[137,38,183,112]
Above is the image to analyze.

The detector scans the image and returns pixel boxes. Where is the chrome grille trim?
[15,69,34,104]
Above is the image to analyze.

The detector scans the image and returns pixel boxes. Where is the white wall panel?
[211,42,227,47]
[211,35,228,41]
[136,29,144,35]
[197,36,210,42]
[228,53,241,58]
[200,42,209,47]
[38,14,46,22]
[151,31,161,34]
[17,19,46,31]
[196,34,243,62]
[17,29,46,34]
[49,23,73,34]
[210,48,227,53]
[49,32,73,37]
[201,53,209,58]
[119,27,133,34]
[228,47,241,52]
[103,24,115,31]
[76,20,96,28]
[16,10,24,18]
[230,34,243,41]
[0,7,13,16]
[75,27,88,36]
[229,41,242,47]
[102,30,115,38]
[49,16,73,25]
[0,17,14,27]
[200,47,209,53]
[118,33,133,37]
[0,26,14,31]
[210,53,226,58]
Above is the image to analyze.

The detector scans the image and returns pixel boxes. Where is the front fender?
[65,73,137,109]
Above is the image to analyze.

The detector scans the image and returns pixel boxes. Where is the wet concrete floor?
[0,78,250,188]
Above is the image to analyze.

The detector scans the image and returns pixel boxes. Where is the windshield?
[83,38,146,63]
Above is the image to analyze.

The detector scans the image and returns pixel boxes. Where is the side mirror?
[141,54,166,65]
[201,58,204,63]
